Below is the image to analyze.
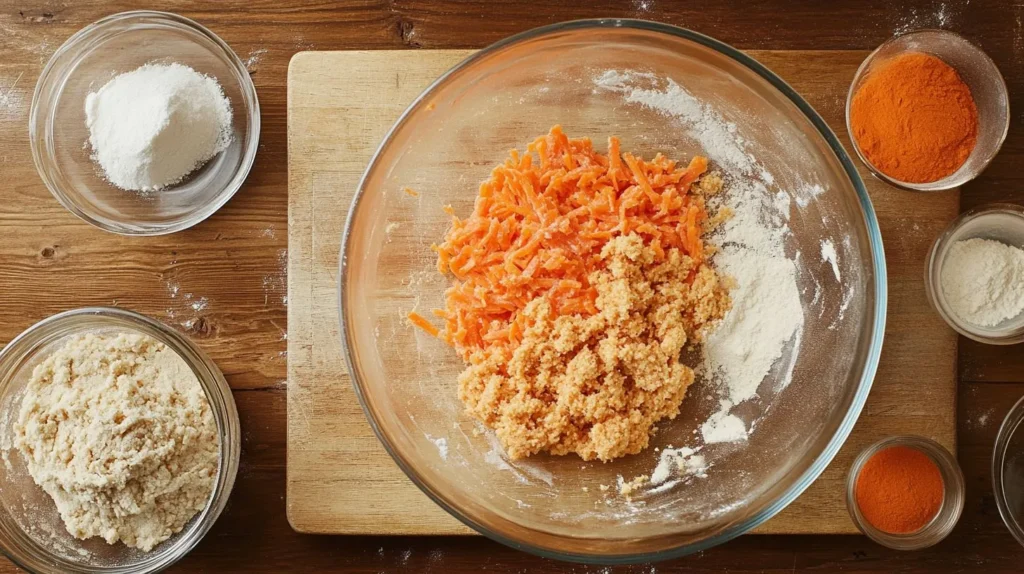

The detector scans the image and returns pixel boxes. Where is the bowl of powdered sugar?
[926,203,1024,344]
[29,11,260,235]
[0,308,240,573]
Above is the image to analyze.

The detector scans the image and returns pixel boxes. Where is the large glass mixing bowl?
[340,20,885,563]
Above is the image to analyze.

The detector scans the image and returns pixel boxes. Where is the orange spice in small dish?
[849,52,978,184]
[854,445,944,533]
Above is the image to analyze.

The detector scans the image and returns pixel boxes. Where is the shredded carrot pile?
[421,126,712,359]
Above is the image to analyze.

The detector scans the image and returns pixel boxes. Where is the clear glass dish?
[846,435,964,550]
[994,394,1024,548]
[0,308,241,573]
[340,19,886,563]
[925,203,1024,344]
[29,10,260,236]
[845,29,1009,192]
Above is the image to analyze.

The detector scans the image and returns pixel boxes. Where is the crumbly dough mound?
[459,234,730,461]
[13,333,218,551]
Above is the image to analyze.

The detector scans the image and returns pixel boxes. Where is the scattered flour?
[795,183,824,208]
[632,0,654,13]
[969,407,996,430]
[650,446,707,485]
[941,238,1024,327]
[893,3,961,35]
[427,436,449,461]
[821,239,841,282]
[0,71,25,115]
[243,47,268,73]
[701,400,749,444]
[773,190,791,221]
[595,71,754,175]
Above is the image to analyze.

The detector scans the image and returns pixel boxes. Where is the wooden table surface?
[0,1,1021,572]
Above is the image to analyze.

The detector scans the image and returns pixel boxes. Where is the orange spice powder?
[854,445,944,533]
[850,52,978,184]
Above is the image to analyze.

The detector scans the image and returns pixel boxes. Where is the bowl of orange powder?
[846,435,964,550]
[846,29,1009,192]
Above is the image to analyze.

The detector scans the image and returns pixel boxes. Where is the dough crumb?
[12,333,218,552]
[459,232,730,462]
[617,474,648,499]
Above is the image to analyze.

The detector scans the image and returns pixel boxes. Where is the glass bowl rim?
[28,9,262,236]
[924,202,1024,345]
[338,17,888,564]
[993,393,1024,548]
[843,28,1010,193]
[0,307,241,573]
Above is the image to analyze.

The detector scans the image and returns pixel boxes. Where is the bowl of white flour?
[0,308,240,573]
[926,203,1024,344]
[29,11,260,236]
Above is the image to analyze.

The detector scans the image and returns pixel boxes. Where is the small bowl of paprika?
[846,29,1009,191]
[846,435,965,550]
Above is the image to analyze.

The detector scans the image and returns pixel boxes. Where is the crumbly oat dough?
[13,333,218,552]
[459,233,730,462]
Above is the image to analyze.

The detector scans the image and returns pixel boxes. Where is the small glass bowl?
[845,29,1009,192]
[925,203,1024,344]
[0,308,241,573]
[993,394,1024,548]
[29,11,260,235]
[846,436,964,550]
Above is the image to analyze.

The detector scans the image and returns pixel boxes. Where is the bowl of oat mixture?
[0,308,240,574]
[341,20,885,562]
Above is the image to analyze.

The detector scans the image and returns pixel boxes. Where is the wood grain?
[0,0,1021,572]
[287,49,957,536]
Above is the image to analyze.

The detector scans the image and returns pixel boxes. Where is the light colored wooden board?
[286,50,957,536]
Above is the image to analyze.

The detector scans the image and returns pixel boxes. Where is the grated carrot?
[403,187,419,197]
[407,311,440,337]
[418,126,712,359]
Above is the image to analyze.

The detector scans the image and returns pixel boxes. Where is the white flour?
[650,446,706,486]
[821,239,841,282]
[941,238,1024,327]
[701,400,748,444]
[704,249,803,405]
[86,63,233,191]
[595,71,753,174]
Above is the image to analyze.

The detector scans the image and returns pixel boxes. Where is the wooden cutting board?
[286,50,957,535]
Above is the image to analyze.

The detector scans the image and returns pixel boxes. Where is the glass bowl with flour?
[341,20,885,561]
[926,203,1024,344]
[29,11,260,236]
[0,308,240,573]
